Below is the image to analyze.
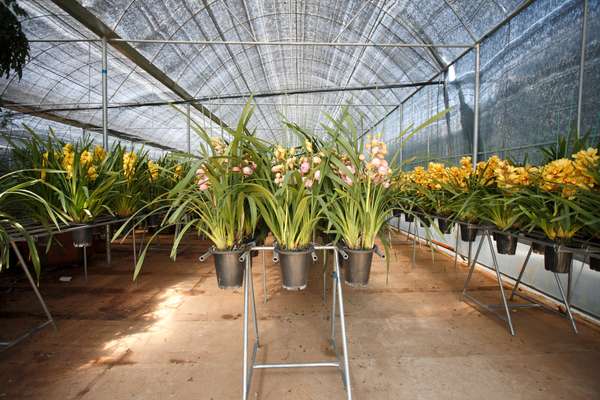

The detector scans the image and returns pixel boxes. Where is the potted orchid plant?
[319,111,393,287]
[520,148,599,273]
[247,137,325,290]
[116,103,265,285]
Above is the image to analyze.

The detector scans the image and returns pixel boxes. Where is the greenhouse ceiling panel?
[1,0,522,150]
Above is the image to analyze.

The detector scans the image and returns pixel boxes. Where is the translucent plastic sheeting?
[2,0,522,150]
[393,0,600,167]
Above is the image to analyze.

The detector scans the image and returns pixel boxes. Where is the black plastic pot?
[72,225,93,247]
[437,218,453,234]
[213,249,245,289]
[418,215,432,228]
[544,246,573,274]
[393,209,402,217]
[146,213,162,229]
[589,256,600,272]
[275,246,314,290]
[404,213,415,223]
[341,247,374,287]
[459,223,478,242]
[493,232,518,255]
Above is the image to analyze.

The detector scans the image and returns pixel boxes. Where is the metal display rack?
[461,226,600,336]
[391,216,599,336]
[0,216,131,351]
[239,245,353,400]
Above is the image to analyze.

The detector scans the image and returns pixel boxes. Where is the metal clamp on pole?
[311,246,318,262]
[337,246,349,260]
[272,246,279,263]
[374,245,386,259]
[199,247,214,262]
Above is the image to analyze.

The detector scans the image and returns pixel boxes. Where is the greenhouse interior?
[1,0,600,398]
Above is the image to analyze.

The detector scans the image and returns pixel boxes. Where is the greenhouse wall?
[376,0,600,320]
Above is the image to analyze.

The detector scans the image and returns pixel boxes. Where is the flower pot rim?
[212,247,246,255]
[274,243,314,254]
[342,245,375,253]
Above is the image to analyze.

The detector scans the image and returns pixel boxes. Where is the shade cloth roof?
[1,0,524,151]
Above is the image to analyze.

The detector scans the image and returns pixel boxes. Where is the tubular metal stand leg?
[461,234,485,296]
[509,247,533,301]
[105,225,111,265]
[83,246,88,282]
[486,232,515,336]
[553,273,578,334]
[262,251,267,304]
[323,250,328,303]
[454,226,460,269]
[1,242,56,351]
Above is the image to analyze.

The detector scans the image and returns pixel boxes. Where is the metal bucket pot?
[72,225,93,247]
[437,218,453,234]
[342,247,374,287]
[590,256,600,272]
[459,224,478,242]
[531,241,546,254]
[146,213,162,229]
[418,215,431,228]
[275,246,312,290]
[493,232,518,255]
[213,249,245,289]
[544,246,573,274]
[404,213,414,223]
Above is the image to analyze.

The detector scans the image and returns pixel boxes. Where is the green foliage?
[0,0,30,80]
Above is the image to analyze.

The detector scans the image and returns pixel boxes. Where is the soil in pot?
[544,246,573,273]
[493,231,518,255]
[276,246,312,290]
[459,223,478,242]
[342,247,374,287]
[213,249,245,289]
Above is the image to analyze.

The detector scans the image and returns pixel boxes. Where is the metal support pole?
[554,273,578,334]
[461,234,485,296]
[399,104,404,170]
[102,38,112,263]
[186,103,191,154]
[472,43,481,169]
[486,232,515,336]
[262,251,267,304]
[576,0,589,138]
[454,226,460,269]
[242,255,250,400]
[105,224,111,265]
[83,246,88,282]
[509,246,533,300]
[10,241,56,330]
[334,250,352,396]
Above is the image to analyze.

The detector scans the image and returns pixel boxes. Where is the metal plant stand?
[461,228,578,336]
[0,241,57,351]
[240,245,353,400]
[1,217,132,350]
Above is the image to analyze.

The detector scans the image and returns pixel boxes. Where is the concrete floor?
[1,232,600,400]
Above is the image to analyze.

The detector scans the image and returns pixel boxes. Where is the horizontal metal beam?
[29,38,474,48]
[1,101,178,152]
[5,80,441,115]
[11,101,400,108]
